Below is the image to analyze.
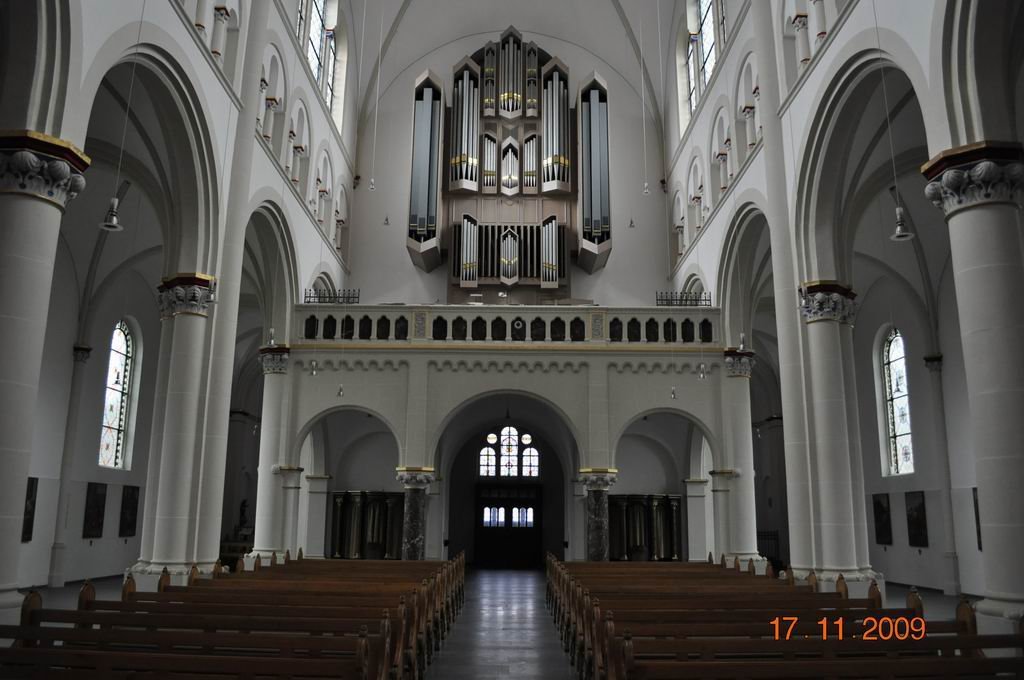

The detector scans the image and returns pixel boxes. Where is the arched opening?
[437,393,577,568]
[289,408,404,561]
[613,411,719,562]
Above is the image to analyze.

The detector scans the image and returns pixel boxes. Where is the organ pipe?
[449,60,480,192]
[577,72,612,274]
[459,214,479,288]
[409,79,441,240]
[482,134,497,193]
[541,59,570,193]
[500,137,519,196]
[523,135,537,193]
[525,43,539,117]
[498,28,522,119]
[482,43,497,117]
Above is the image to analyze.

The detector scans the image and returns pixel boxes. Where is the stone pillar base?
[726,553,767,575]
[975,598,1024,635]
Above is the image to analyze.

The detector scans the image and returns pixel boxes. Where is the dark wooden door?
[474,484,542,568]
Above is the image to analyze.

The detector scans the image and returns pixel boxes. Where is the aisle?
[427,569,575,680]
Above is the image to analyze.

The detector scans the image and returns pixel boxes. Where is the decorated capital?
[258,345,290,374]
[0,131,90,208]
[579,468,617,491]
[799,281,856,325]
[724,348,755,378]
[157,274,216,319]
[396,467,435,489]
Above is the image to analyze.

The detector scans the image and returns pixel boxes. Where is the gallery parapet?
[293,303,720,347]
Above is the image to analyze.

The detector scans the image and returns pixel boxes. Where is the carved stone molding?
[723,348,755,378]
[923,354,943,373]
[72,345,92,363]
[157,274,216,319]
[0,147,87,208]
[579,468,617,491]
[258,346,290,375]
[924,160,1024,216]
[798,281,856,325]
[396,467,435,489]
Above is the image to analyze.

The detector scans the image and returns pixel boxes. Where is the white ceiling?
[344,0,679,131]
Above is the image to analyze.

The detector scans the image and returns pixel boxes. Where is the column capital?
[791,13,808,29]
[741,105,754,119]
[0,131,90,208]
[924,354,943,373]
[924,158,1024,216]
[799,280,856,325]
[157,274,216,319]
[258,345,290,374]
[723,348,756,377]
[72,345,92,363]
[396,467,435,489]
[579,468,617,491]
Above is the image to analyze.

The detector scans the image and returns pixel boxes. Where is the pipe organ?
[577,73,612,273]
[406,26,612,293]
[451,219,567,287]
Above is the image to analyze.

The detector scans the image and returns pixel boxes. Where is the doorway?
[475,483,542,568]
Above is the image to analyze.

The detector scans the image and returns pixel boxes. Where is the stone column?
[210,6,230,63]
[716,151,729,193]
[668,496,682,561]
[262,98,278,141]
[923,355,960,594]
[923,147,1024,621]
[792,14,811,69]
[47,344,92,587]
[194,0,211,34]
[709,469,733,560]
[254,78,269,133]
[752,87,762,141]
[384,495,399,559]
[675,223,686,257]
[397,468,435,560]
[145,276,216,576]
[303,474,330,559]
[280,465,303,557]
[809,0,828,46]
[722,348,760,563]
[742,106,756,149]
[580,469,616,561]
[685,478,710,560]
[799,282,869,578]
[250,346,290,558]
[0,135,88,621]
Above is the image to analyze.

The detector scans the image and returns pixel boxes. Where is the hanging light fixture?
[369,11,384,192]
[309,359,319,377]
[698,362,708,381]
[101,0,147,231]
[871,0,914,243]
[337,384,345,397]
[638,16,650,197]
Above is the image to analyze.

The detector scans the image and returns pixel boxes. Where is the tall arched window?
[98,321,137,469]
[698,0,717,86]
[478,427,540,477]
[306,0,328,81]
[882,328,914,475]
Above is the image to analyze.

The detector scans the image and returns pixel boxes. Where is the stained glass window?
[511,507,535,528]
[98,321,135,469]
[882,328,914,475]
[522,447,539,477]
[482,506,506,527]
[686,38,697,112]
[512,507,521,527]
[479,447,497,476]
[295,0,305,39]
[500,426,518,476]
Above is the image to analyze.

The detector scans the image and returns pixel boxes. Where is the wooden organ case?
[405,26,613,302]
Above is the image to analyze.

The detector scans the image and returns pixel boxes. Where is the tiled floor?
[427,570,576,680]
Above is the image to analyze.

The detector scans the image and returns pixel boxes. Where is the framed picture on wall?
[905,490,928,548]
[872,493,892,545]
[83,482,107,539]
[21,477,38,543]
[119,485,140,538]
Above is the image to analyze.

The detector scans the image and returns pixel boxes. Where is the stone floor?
[19,575,123,611]
[427,569,575,680]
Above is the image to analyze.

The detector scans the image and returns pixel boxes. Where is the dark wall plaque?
[83,482,107,539]
[21,477,38,543]
[905,490,928,548]
[119,485,140,538]
[872,493,892,545]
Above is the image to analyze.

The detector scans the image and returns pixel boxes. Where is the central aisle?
[427,569,575,680]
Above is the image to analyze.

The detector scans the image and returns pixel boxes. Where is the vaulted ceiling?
[345,0,679,133]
